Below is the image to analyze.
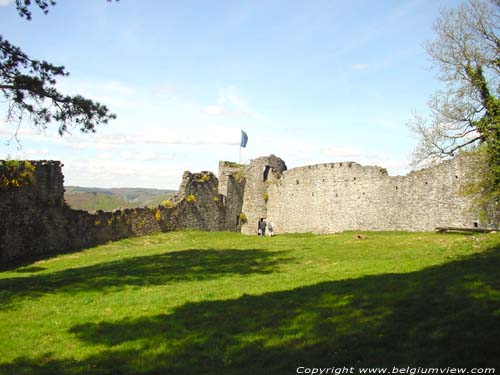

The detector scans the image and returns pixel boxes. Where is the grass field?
[0,231,499,374]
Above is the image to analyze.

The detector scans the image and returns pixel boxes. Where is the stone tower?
[240,155,287,235]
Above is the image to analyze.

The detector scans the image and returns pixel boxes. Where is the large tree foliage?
[0,0,116,141]
[409,0,499,166]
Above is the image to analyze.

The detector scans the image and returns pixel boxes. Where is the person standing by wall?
[267,221,275,237]
[258,218,267,236]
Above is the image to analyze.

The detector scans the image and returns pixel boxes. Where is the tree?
[0,0,117,143]
[408,0,500,226]
[408,0,499,167]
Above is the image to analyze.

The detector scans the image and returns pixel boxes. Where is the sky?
[0,0,464,189]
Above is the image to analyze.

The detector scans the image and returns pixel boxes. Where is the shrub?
[154,210,162,222]
[262,192,269,202]
[0,160,36,189]
[185,194,196,203]
[161,199,174,208]
[224,161,244,168]
[234,169,246,183]
[213,196,219,202]
[197,173,210,183]
[239,212,248,223]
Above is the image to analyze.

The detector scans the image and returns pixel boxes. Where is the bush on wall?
[185,194,196,203]
[0,160,36,189]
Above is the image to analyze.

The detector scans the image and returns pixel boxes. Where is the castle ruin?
[236,154,481,235]
[0,154,485,265]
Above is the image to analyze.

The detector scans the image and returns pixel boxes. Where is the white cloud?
[79,127,242,147]
[359,154,410,175]
[3,148,50,160]
[0,0,14,6]
[24,149,50,157]
[120,151,173,161]
[58,79,134,97]
[55,78,136,109]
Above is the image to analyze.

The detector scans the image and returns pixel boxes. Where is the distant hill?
[64,186,177,212]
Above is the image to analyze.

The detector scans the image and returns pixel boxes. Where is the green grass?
[1,231,499,374]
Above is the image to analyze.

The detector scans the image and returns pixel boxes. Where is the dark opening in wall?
[473,222,479,228]
[296,179,299,185]
[263,166,271,182]
[353,177,356,181]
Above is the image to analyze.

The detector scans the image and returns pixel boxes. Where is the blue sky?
[0,0,462,189]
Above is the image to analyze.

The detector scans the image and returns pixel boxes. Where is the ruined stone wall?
[239,155,287,235]
[0,163,239,265]
[0,154,487,264]
[172,171,226,231]
[0,161,69,263]
[218,162,246,231]
[265,156,481,234]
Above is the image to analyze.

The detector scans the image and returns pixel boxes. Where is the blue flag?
[240,130,248,148]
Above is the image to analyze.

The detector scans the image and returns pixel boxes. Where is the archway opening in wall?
[263,166,271,182]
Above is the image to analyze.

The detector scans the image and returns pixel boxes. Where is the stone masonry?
[258,155,482,234]
[0,154,487,265]
[0,163,244,265]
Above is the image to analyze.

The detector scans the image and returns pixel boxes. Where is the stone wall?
[218,162,246,231]
[0,163,240,265]
[0,161,68,263]
[0,153,488,265]
[240,155,287,235]
[264,155,482,234]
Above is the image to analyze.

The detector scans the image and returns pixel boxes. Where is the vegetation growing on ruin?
[223,161,245,168]
[185,194,196,203]
[161,199,174,208]
[234,168,246,183]
[154,210,162,222]
[1,231,497,374]
[0,160,35,189]
[197,173,211,183]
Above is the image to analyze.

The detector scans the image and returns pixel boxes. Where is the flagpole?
[239,145,242,164]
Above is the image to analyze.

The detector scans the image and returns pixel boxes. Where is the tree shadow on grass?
[2,245,500,375]
[0,248,292,309]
